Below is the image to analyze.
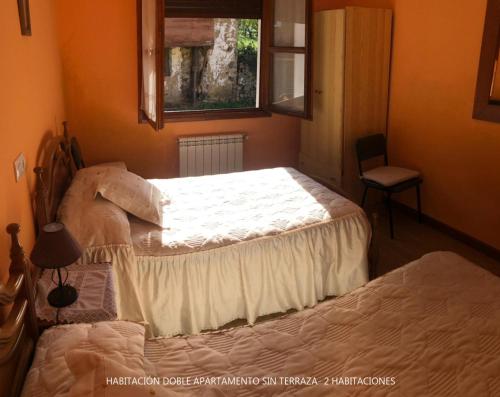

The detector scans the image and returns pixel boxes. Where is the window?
[164,18,261,112]
[138,0,312,128]
[269,0,312,116]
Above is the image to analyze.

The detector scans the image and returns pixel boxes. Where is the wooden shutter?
[165,0,263,19]
[265,0,313,119]
[138,0,165,130]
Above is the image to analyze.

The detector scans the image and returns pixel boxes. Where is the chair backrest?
[355,134,388,175]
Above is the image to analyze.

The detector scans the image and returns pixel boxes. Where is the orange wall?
[0,0,65,281]
[6,0,495,259]
[389,0,500,250]
[314,0,500,250]
[54,0,300,179]
[0,0,496,320]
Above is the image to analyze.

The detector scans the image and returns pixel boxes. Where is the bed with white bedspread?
[58,167,371,337]
[21,252,500,397]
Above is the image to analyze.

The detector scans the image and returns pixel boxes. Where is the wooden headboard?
[33,125,75,232]
[0,225,38,397]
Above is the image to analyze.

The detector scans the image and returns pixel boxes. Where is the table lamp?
[30,223,82,308]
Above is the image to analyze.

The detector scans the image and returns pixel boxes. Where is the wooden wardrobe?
[300,7,392,202]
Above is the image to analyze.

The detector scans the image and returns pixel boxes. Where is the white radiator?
[178,133,246,177]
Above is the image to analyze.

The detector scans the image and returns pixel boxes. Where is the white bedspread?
[21,252,500,397]
[132,168,363,255]
[60,167,370,337]
[130,168,370,336]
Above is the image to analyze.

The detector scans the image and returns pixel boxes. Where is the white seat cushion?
[362,166,420,187]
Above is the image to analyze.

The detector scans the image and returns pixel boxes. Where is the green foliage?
[191,99,256,110]
[237,19,259,70]
[237,19,259,53]
[165,99,256,112]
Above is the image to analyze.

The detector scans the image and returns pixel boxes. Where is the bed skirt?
[112,212,371,337]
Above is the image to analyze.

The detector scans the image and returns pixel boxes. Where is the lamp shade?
[30,223,82,269]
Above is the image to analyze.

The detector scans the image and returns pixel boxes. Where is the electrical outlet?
[14,153,26,182]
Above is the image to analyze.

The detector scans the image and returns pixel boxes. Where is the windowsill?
[162,108,272,123]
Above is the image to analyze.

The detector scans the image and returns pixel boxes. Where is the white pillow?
[58,166,133,249]
[95,167,168,227]
[21,321,145,397]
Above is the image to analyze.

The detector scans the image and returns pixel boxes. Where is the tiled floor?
[373,205,499,277]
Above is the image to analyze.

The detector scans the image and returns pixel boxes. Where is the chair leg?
[387,192,395,239]
[416,184,422,224]
[361,186,368,208]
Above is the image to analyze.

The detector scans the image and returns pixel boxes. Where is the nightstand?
[35,263,117,329]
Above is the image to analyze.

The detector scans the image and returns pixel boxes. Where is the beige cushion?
[362,166,420,187]
[58,166,133,249]
[95,167,168,227]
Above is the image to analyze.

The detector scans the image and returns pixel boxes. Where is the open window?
[138,0,165,129]
[473,0,500,123]
[137,0,312,128]
[267,0,312,119]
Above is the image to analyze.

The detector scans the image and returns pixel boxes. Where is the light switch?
[14,153,26,182]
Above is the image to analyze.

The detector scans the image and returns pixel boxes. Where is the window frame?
[267,0,313,120]
[161,15,271,122]
[137,0,165,129]
[137,0,312,125]
[473,0,500,123]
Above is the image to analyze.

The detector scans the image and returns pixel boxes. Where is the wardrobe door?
[342,7,392,199]
[300,10,345,187]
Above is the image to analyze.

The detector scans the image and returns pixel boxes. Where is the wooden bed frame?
[0,225,38,397]
[0,221,378,397]
[0,122,380,396]
[0,122,79,397]
[33,122,76,231]
[31,127,381,280]
[31,124,380,272]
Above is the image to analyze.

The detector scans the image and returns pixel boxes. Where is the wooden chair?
[356,134,423,239]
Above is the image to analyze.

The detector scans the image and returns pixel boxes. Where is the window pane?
[142,0,157,122]
[164,18,260,112]
[273,0,306,47]
[272,53,305,113]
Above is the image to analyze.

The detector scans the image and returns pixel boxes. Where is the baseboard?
[392,201,500,262]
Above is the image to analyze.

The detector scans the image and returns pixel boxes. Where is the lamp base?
[47,285,78,308]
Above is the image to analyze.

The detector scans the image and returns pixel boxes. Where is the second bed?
[57,166,370,337]
[21,252,500,397]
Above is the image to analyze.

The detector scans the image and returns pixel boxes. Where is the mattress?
[130,168,362,256]
[22,252,500,397]
[59,167,370,337]
[128,168,370,336]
